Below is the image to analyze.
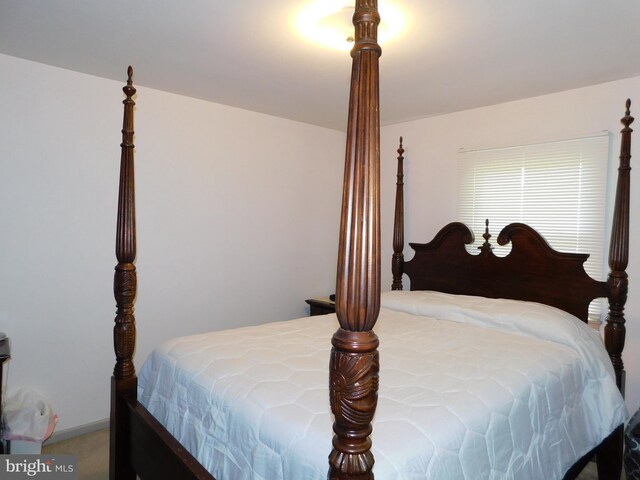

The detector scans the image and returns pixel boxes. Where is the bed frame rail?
[127,399,214,479]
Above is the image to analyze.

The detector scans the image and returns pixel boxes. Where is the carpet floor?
[42,428,108,480]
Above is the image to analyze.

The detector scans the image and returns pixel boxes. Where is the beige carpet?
[41,428,613,480]
[42,428,108,480]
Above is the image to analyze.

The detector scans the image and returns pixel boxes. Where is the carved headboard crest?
[478,219,493,256]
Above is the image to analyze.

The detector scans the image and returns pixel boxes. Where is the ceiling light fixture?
[295,1,405,51]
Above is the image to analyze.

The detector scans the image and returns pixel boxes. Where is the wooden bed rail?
[126,399,213,479]
[330,1,382,479]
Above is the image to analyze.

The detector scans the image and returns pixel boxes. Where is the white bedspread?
[138,291,627,480]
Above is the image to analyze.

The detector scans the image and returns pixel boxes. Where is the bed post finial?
[330,1,381,479]
[606,99,633,393]
[110,66,137,480]
[478,219,493,256]
[392,136,405,290]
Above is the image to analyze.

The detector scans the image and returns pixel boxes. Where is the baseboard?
[45,418,109,445]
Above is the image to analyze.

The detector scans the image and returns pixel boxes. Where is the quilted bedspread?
[138,291,627,479]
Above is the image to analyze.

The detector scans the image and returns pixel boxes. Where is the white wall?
[381,75,640,415]
[0,54,345,432]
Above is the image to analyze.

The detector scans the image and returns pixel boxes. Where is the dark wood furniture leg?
[599,100,634,480]
[110,66,138,480]
[606,99,633,394]
[329,1,382,479]
[391,137,404,291]
[596,425,624,480]
[109,67,214,480]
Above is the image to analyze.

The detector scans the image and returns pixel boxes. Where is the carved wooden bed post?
[330,1,382,479]
[110,66,138,480]
[606,98,633,394]
[391,137,404,290]
[598,98,632,480]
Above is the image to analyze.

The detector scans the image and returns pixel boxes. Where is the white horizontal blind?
[457,133,609,320]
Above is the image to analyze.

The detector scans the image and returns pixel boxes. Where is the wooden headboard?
[399,221,606,322]
[391,101,633,392]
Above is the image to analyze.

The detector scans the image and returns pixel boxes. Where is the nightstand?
[305,297,336,316]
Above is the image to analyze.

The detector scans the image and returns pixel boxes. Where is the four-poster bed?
[109,2,631,479]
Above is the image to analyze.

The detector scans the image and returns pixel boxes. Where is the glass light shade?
[295,1,405,51]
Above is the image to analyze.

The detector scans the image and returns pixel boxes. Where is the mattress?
[138,291,627,480]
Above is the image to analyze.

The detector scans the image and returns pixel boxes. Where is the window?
[457,133,610,322]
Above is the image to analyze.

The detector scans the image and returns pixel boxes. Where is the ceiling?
[1,1,639,130]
